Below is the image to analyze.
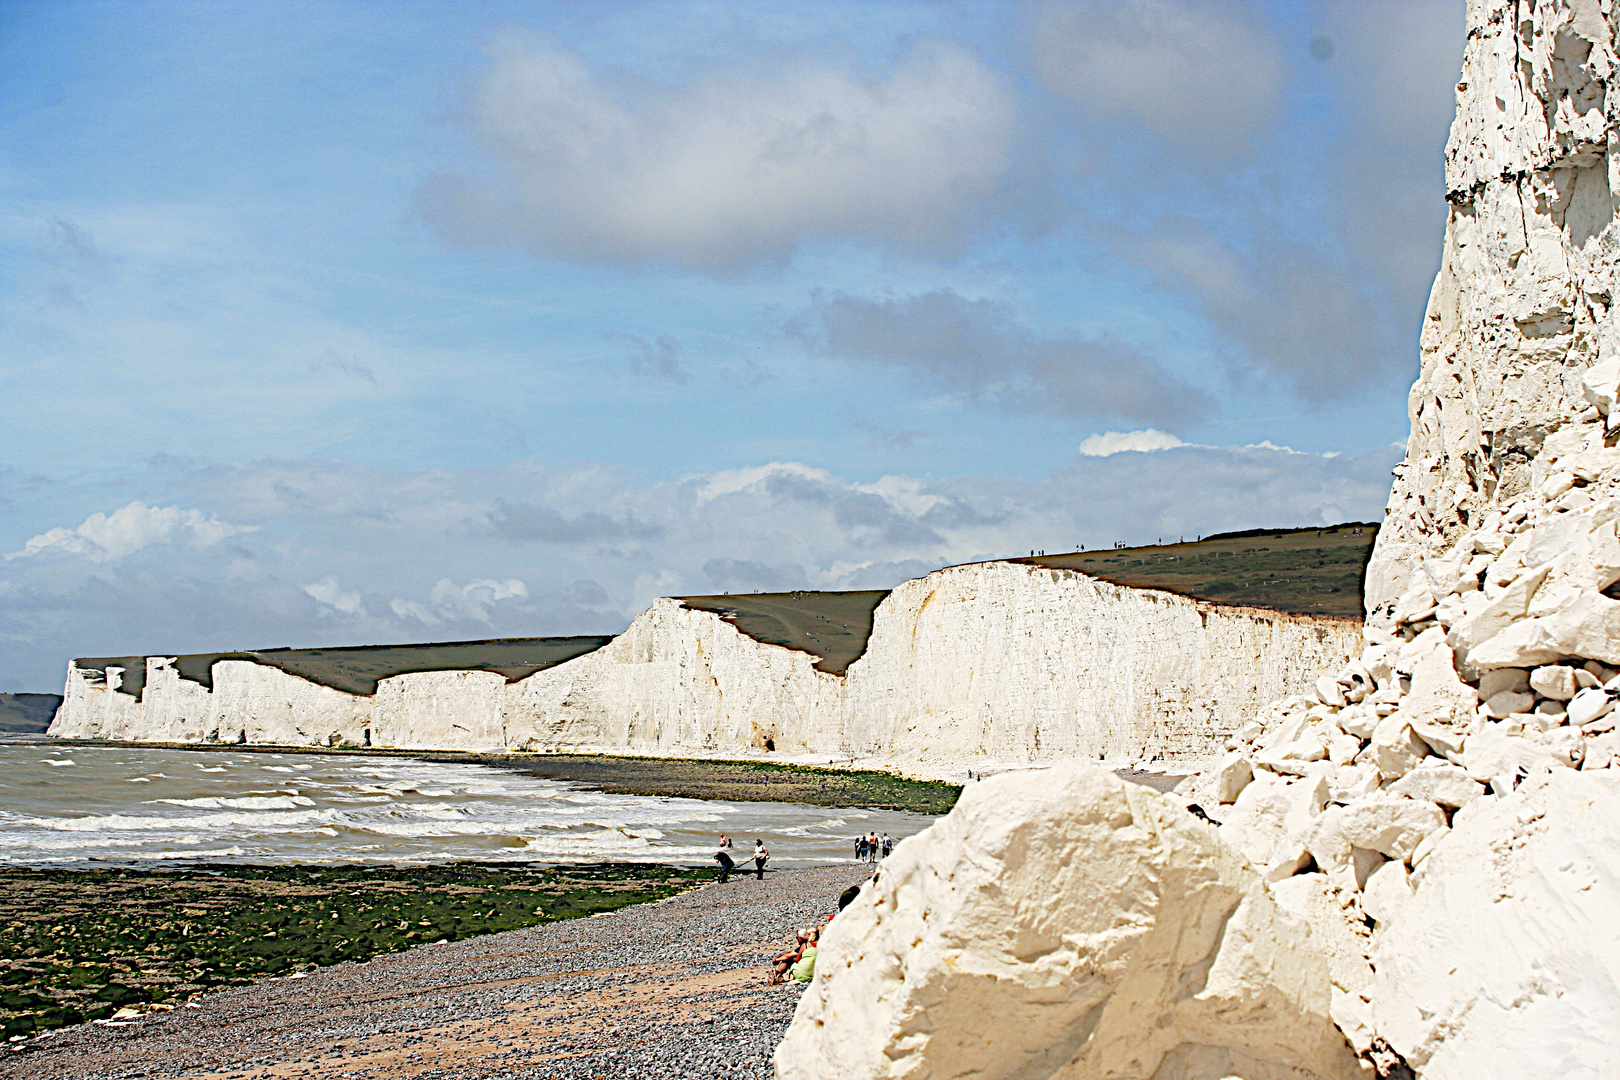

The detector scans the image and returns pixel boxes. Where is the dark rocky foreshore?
[6,863,871,1080]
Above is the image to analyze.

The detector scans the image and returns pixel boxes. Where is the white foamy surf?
[0,745,935,866]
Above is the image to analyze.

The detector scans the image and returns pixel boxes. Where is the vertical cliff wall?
[48,561,1362,771]
[1367,0,1620,618]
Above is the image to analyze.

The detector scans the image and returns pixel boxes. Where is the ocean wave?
[19,809,331,832]
[0,834,182,850]
[150,795,315,810]
[0,745,935,867]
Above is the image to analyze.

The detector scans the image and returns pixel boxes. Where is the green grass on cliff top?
[1011,522,1378,619]
[75,635,615,699]
[677,590,889,675]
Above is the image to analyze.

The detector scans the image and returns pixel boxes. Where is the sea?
[0,743,937,867]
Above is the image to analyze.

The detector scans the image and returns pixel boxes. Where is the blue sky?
[0,0,1463,690]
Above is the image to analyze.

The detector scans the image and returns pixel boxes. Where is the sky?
[0,0,1465,691]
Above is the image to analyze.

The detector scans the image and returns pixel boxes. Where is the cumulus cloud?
[1023,0,1458,404]
[1079,429,1188,456]
[619,334,687,384]
[789,290,1211,423]
[418,31,1015,271]
[484,500,662,544]
[702,558,809,593]
[1143,226,1399,401]
[0,450,1399,690]
[5,502,254,563]
[391,578,529,626]
[1032,0,1284,150]
[304,576,364,616]
[1314,0,1465,312]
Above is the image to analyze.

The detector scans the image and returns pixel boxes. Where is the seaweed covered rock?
[773,764,1361,1080]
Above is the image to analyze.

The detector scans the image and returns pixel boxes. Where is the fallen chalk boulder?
[774,764,1362,1080]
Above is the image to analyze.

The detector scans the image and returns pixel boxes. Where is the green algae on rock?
[0,862,703,1039]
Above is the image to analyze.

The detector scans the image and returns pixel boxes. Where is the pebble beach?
[7,863,872,1080]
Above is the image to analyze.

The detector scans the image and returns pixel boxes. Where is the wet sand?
[6,863,871,1080]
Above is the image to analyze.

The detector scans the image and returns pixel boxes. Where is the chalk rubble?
[773,764,1363,1080]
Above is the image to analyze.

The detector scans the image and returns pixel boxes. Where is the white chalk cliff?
[779,3,1620,1076]
[49,561,1359,773]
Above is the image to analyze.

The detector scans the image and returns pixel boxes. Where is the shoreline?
[10,735,1192,803]
[0,861,708,1042]
[6,863,871,1080]
[11,738,964,814]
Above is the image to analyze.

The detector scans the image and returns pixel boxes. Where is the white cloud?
[686,462,835,503]
[303,576,364,616]
[792,290,1210,423]
[392,577,529,626]
[5,502,254,563]
[418,32,1015,271]
[1079,429,1189,456]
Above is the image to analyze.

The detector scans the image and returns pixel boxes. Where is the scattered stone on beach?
[5,864,871,1080]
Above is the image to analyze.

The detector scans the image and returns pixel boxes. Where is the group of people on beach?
[709,829,892,985]
[855,831,891,862]
[711,835,767,882]
[767,870,872,985]
[712,830,893,882]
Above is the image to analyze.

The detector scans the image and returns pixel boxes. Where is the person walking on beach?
[753,839,769,880]
[881,833,892,859]
[867,833,880,863]
[855,835,868,861]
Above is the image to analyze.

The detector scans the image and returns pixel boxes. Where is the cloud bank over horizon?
[0,444,1398,691]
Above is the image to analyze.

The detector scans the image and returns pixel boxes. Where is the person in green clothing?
[790,927,820,982]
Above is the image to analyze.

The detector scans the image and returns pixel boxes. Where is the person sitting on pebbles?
[769,928,810,984]
[788,927,820,983]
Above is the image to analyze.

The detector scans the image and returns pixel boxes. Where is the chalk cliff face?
[49,562,1360,772]
[776,5,1620,1077]
[1367,0,1620,619]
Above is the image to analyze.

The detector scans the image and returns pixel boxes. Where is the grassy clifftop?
[678,590,889,675]
[0,694,61,733]
[75,636,614,699]
[1012,522,1377,619]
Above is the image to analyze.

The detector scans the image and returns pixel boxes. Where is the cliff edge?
[48,561,1360,773]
